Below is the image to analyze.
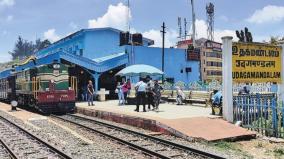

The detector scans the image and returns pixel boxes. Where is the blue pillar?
[92,72,100,92]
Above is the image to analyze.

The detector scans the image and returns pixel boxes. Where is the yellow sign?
[232,42,282,83]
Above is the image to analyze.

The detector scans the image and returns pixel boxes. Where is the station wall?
[126,46,200,83]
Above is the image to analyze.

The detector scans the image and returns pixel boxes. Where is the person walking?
[153,80,163,110]
[135,78,147,112]
[117,82,125,105]
[87,80,95,106]
[146,77,155,110]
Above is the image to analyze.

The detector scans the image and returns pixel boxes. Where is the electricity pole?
[161,22,166,83]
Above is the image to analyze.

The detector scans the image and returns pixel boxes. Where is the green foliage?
[273,148,284,158]
[9,36,51,60]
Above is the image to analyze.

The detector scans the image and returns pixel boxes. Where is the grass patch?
[274,148,284,157]
[211,141,238,151]
[255,142,263,148]
[209,141,253,159]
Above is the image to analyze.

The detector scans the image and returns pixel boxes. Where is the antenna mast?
[206,2,214,42]
[184,18,188,40]
[178,17,182,40]
[126,0,130,33]
[191,0,196,47]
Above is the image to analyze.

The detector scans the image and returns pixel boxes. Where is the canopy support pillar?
[92,72,101,92]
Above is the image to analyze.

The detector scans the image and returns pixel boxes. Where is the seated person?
[238,85,250,95]
[211,90,222,115]
[176,86,185,105]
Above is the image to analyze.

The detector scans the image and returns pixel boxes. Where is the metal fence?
[233,93,284,138]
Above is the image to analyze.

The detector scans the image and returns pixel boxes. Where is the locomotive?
[0,59,75,113]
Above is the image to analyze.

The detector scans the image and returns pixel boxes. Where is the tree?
[236,27,253,42]
[9,36,51,60]
[9,36,33,60]
[34,39,51,52]
[269,36,279,45]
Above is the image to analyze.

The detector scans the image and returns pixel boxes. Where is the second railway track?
[0,115,72,159]
[51,114,225,159]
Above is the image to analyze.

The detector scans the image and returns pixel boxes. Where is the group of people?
[134,77,163,112]
[116,79,131,105]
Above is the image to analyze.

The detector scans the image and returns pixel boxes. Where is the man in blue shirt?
[211,90,222,115]
[135,78,147,112]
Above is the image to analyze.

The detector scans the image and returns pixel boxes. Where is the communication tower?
[206,2,214,42]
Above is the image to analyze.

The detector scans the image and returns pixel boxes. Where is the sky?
[0,0,284,62]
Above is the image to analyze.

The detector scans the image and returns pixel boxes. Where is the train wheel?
[29,97,37,108]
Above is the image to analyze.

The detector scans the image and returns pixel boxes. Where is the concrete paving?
[76,100,256,141]
[76,100,215,120]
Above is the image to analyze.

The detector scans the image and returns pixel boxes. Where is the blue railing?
[233,94,284,138]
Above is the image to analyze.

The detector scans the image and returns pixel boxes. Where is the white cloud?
[194,19,237,43]
[43,29,60,42]
[0,0,14,6]
[247,5,284,24]
[0,54,11,63]
[88,2,131,30]
[69,22,78,30]
[143,29,177,48]
[142,19,236,47]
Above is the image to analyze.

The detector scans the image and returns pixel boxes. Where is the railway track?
[0,115,72,159]
[51,114,226,159]
[0,138,15,159]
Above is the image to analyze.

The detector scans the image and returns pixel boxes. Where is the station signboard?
[232,42,282,83]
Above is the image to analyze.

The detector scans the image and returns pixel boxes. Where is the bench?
[162,90,190,104]
[186,91,213,107]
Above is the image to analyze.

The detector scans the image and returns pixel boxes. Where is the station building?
[25,27,200,97]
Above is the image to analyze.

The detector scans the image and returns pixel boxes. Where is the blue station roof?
[0,51,128,79]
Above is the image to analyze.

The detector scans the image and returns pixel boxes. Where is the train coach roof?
[0,69,12,79]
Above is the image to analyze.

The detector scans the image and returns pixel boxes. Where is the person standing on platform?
[153,80,163,110]
[122,79,129,104]
[117,82,125,105]
[146,76,155,110]
[135,78,147,112]
[87,80,95,106]
[125,79,131,104]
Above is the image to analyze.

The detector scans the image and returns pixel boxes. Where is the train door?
[70,76,78,98]
[32,77,40,99]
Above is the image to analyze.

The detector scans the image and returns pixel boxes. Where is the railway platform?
[76,100,256,142]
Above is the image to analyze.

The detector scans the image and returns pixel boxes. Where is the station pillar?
[92,72,100,92]
[222,36,234,122]
[279,44,284,102]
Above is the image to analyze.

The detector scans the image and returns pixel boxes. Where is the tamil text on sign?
[232,42,282,83]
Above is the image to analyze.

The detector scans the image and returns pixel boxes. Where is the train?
[0,59,75,113]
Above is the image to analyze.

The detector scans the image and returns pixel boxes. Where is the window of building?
[166,78,174,84]
[79,49,83,56]
[185,67,192,73]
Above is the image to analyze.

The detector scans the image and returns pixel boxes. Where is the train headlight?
[11,100,18,107]
[53,63,60,69]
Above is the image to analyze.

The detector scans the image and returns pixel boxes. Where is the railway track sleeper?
[0,138,17,159]
[52,115,172,159]
[0,115,72,159]
[66,114,225,159]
